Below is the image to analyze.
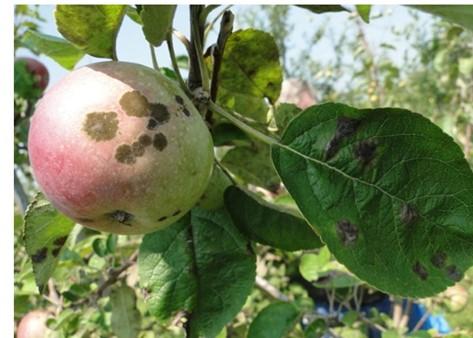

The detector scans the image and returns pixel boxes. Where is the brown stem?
[188,5,206,91]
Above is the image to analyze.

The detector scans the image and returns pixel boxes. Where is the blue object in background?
[313,294,451,337]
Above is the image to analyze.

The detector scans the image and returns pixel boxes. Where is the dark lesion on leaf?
[172,210,181,216]
[108,210,134,226]
[336,220,358,246]
[325,117,361,160]
[431,251,447,268]
[51,247,61,257]
[82,112,119,142]
[354,139,377,165]
[158,216,168,222]
[115,144,136,164]
[53,236,68,246]
[445,265,463,282]
[413,261,428,280]
[120,90,150,117]
[31,247,48,263]
[400,203,419,225]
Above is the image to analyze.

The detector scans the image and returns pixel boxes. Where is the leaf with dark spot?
[336,220,358,246]
[272,102,473,297]
[445,265,463,281]
[431,251,447,268]
[354,140,377,165]
[24,193,75,293]
[413,261,428,280]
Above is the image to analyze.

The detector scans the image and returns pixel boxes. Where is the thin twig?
[149,43,159,71]
[166,33,190,95]
[14,168,29,214]
[399,299,413,330]
[412,309,430,332]
[255,275,290,302]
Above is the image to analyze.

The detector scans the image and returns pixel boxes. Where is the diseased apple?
[28,61,214,235]
[15,57,49,90]
[17,310,52,338]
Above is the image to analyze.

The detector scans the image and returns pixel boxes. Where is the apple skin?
[16,310,52,338]
[15,57,49,90]
[28,61,214,235]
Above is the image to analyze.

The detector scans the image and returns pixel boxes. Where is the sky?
[16,5,435,89]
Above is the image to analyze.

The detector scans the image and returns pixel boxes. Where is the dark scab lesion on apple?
[31,247,48,263]
[325,117,361,160]
[150,103,171,124]
[77,218,94,223]
[109,210,134,226]
[413,261,428,280]
[132,141,145,157]
[83,112,119,142]
[115,144,136,164]
[172,210,181,216]
[336,220,358,246]
[153,133,167,151]
[158,216,168,222]
[138,134,152,146]
[120,90,150,117]
[354,139,377,165]
[400,203,418,225]
[175,95,184,105]
[51,247,61,257]
[431,251,447,268]
[445,265,462,282]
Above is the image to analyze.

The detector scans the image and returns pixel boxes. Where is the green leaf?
[218,29,283,122]
[304,318,327,338]
[411,5,473,31]
[110,285,141,338]
[92,238,108,257]
[24,193,75,293]
[21,30,84,70]
[55,5,126,58]
[299,247,331,281]
[271,102,473,297]
[138,208,255,337]
[140,5,176,47]
[274,103,302,133]
[222,141,280,189]
[356,5,372,23]
[314,272,361,289]
[247,302,300,338]
[297,5,349,14]
[225,186,323,251]
[126,5,142,25]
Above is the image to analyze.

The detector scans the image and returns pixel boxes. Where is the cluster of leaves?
[14,4,473,338]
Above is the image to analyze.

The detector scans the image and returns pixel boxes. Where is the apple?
[441,284,469,312]
[15,57,49,90]
[16,310,52,338]
[28,61,214,235]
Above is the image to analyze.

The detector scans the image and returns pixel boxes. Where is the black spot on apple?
[53,236,68,246]
[413,261,428,280]
[115,144,136,164]
[150,103,170,124]
[83,112,119,141]
[431,251,447,268]
[147,119,158,130]
[172,210,181,216]
[77,218,94,223]
[445,265,462,282]
[158,216,167,222]
[354,140,377,165]
[175,95,184,105]
[132,141,145,157]
[325,117,361,160]
[182,107,191,117]
[153,133,167,151]
[138,134,152,146]
[400,203,418,225]
[109,210,134,226]
[32,247,47,263]
[336,220,358,246]
[120,90,150,117]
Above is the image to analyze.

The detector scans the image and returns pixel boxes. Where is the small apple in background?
[441,284,469,312]
[278,78,316,109]
[28,61,214,235]
[16,310,52,338]
[15,57,49,90]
